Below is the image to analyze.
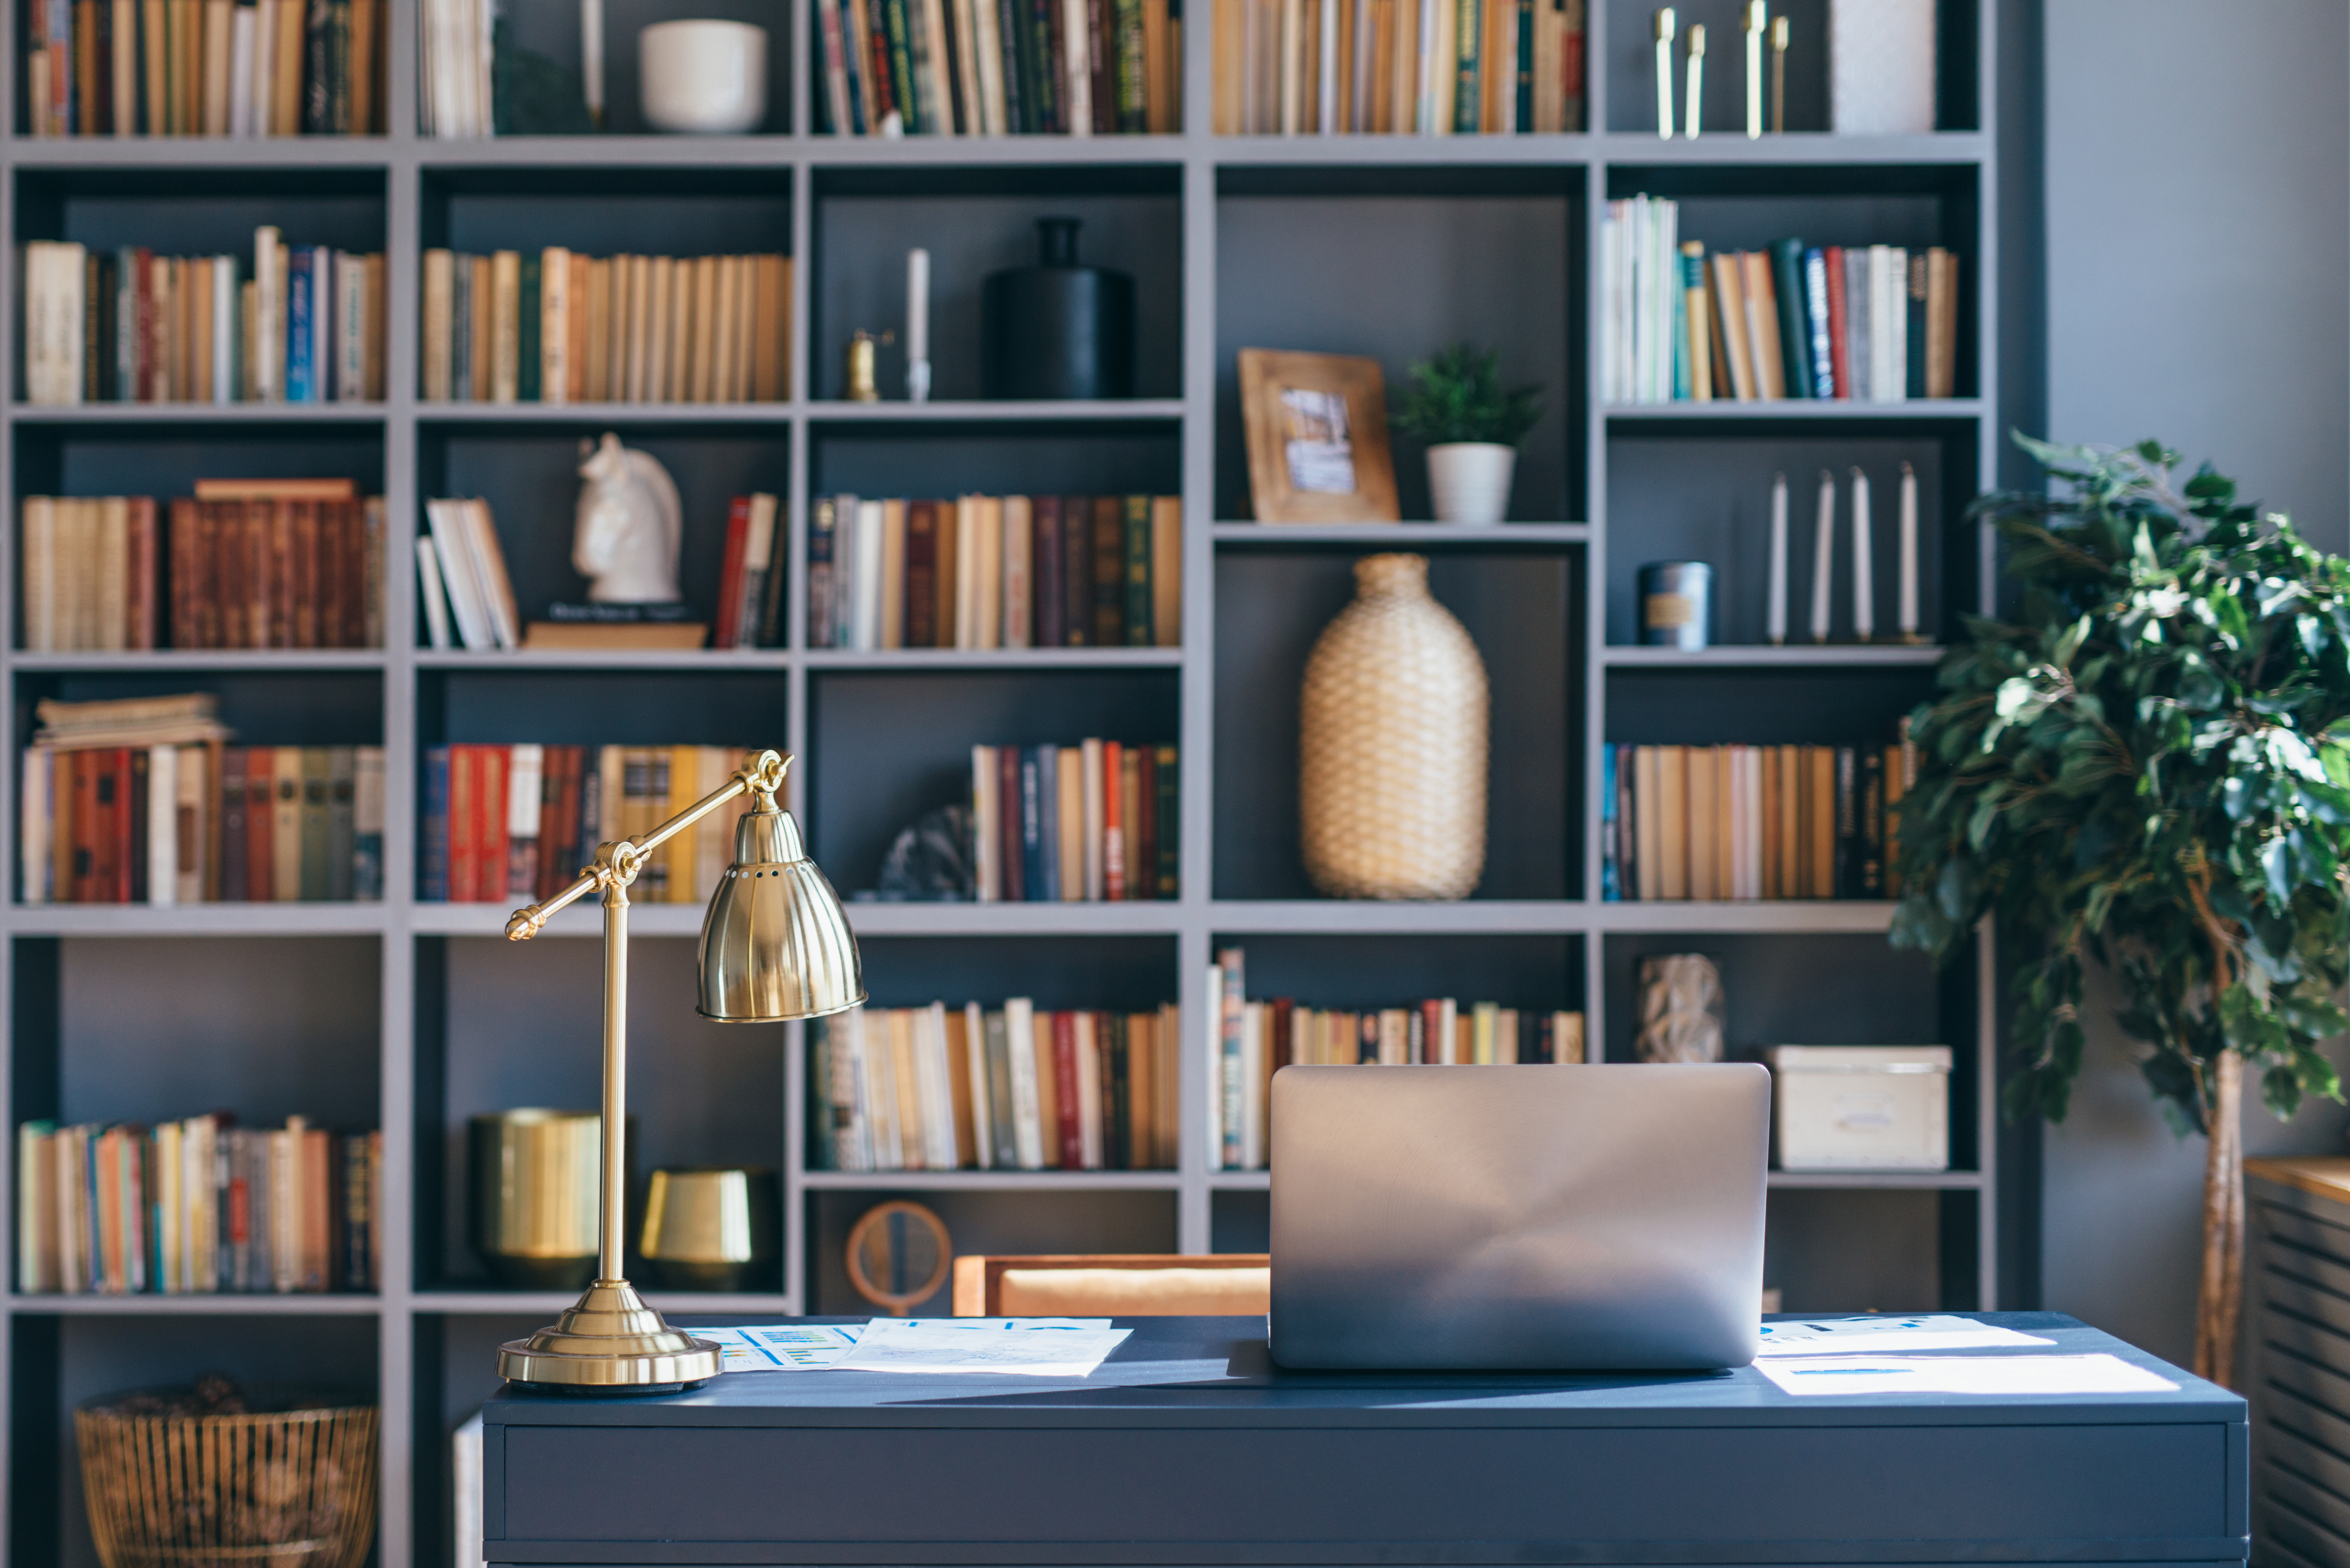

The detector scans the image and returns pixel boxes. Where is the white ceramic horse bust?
[573,433,684,603]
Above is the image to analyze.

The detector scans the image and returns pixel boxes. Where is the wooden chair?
[952,1253,1270,1317]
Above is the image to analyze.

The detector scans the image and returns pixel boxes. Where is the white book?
[228,3,255,134]
[28,243,86,405]
[147,744,176,906]
[463,499,521,648]
[1844,247,1871,401]
[20,748,50,905]
[1317,0,1337,133]
[424,501,493,649]
[1060,0,1092,132]
[1002,496,1032,647]
[454,1414,486,1568]
[175,745,207,903]
[972,745,999,902]
[506,741,544,880]
[1885,247,1910,399]
[1080,738,1105,900]
[972,0,1005,132]
[415,535,455,650]
[853,498,885,651]
[831,493,860,647]
[962,1001,992,1170]
[305,246,332,402]
[1203,965,1225,1169]
[1073,1011,1102,1169]
[253,225,283,401]
[1867,245,1898,402]
[923,1002,958,1169]
[1003,996,1043,1169]
[17,1126,54,1293]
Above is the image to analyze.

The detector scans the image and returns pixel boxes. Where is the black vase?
[982,217,1135,400]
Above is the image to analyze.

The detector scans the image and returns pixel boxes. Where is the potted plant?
[1891,438,2350,1387]
[1390,343,1543,525]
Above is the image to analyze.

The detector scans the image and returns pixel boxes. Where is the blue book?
[285,249,316,402]
[1020,749,1046,902]
[420,746,450,901]
[1804,247,1837,399]
[1033,745,1060,901]
[1600,744,1620,901]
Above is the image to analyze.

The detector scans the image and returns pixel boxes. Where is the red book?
[245,749,274,901]
[715,496,751,648]
[1101,740,1125,901]
[170,499,200,648]
[1823,245,1852,401]
[998,744,1025,903]
[905,501,938,647]
[128,748,150,903]
[538,746,578,901]
[218,503,246,648]
[1052,1010,1084,1169]
[88,749,130,903]
[448,745,479,903]
[317,502,343,649]
[341,502,367,648]
[477,747,510,905]
[128,498,156,649]
[1062,497,1092,646]
[68,751,96,903]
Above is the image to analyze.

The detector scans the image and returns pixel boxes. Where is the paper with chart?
[701,1324,864,1371]
[830,1317,1130,1377]
[1755,1314,2056,1356]
[1757,1353,2178,1397]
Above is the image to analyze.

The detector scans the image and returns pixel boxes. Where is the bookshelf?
[0,0,2004,1561]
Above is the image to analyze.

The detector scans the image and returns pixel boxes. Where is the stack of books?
[1211,0,1584,133]
[970,740,1178,902]
[1600,735,1917,902]
[24,227,389,405]
[815,0,1181,135]
[1601,196,1960,404]
[15,1115,382,1294]
[21,481,387,653]
[811,494,1181,650]
[421,744,759,905]
[420,249,791,404]
[811,1001,1180,1171]
[18,697,387,905]
[1205,949,1583,1171]
[24,0,386,135]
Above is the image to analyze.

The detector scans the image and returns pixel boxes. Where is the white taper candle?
[1849,466,1874,643]
[906,248,931,402]
[1767,471,1788,645]
[1810,469,1835,643]
[1898,460,1920,641]
[581,0,604,120]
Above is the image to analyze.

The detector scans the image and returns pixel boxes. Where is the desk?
[480,1313,2245,1568]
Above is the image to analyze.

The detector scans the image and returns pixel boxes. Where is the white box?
[1830,0,1937,137]
[1766,1045,1951,1171]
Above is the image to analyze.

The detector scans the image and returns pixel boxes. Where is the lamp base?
[496,1278,722,1395]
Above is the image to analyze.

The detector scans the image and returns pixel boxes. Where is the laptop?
[1268,1063,1769,1371]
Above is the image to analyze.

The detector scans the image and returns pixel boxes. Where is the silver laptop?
[1269,1063,1769,1371]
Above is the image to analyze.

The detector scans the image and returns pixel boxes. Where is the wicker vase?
[1300,553,1489,899]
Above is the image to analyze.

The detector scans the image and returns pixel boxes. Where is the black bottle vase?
[982,217,1135,400]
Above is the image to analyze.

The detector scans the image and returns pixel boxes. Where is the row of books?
[1205,949,1583,1170]
[1599,739,1916,903]
[1211,0,1585,135]
[25,0,387,136]
[811,1002,1180,1172]
[415,496,519,652]
[815,0,1182,135]
[20,483,387,653]
[810,494,1182,650]
[421,744,759,905]
[23,229,387,405]
[15,1116,381,1295]
[420,249,791,405]
[970,740,1178,903]
[1601,197,1961,405]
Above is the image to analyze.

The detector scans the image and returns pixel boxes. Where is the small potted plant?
[1390,343,1544,526]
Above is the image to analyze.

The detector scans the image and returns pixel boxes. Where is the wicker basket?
[1300,553,1489,900]
[75,1386,378,1568]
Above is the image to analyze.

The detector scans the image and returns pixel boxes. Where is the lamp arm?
[505,749,791,941]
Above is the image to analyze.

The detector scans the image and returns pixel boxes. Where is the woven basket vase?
[1300,554,1489,900]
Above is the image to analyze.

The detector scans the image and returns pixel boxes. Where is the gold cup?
[640,1168,778,1291]
[470,1110,605,1291]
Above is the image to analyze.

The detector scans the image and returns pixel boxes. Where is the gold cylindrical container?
[640,1167,779,1291]
[469,1109,604,1290]
[1299,554,1491,899]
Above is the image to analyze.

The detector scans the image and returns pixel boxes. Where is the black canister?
[982,217,1135,400]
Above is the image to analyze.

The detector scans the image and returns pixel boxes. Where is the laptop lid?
[1268,1063,1769,1371]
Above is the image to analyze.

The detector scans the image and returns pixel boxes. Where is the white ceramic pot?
[639,20,769,134]
[1425,442,1515,525]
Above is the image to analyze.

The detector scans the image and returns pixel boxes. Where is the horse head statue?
[573,433,684,603]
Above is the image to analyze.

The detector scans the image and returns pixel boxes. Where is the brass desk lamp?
[494,749,863,1394]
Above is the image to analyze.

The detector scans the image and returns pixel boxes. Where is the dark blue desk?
[479,1313,2245,1568]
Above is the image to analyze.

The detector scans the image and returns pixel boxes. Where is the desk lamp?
[494,749,863,1393]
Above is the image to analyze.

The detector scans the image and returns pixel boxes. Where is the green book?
[326,747,355,901]
[1123,495,1153,646]
[885,0,920,134]
[984,1010,1017,1168]
[517,253,541,401]
[1769,238,1814,400]
[810,1023,836,1169]
[1112,0,1146,131]
[1454,0,1482,133]
[299,748,332,902]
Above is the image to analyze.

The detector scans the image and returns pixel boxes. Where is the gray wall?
[2039,0,2350,1366]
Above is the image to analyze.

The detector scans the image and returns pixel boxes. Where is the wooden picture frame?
[1239,348,1401,524]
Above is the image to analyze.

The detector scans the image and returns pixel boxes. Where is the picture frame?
[1238,348,1401,524]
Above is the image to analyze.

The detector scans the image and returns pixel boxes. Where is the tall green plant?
[1389,343,1543,447]
[1892,437,2350,1386]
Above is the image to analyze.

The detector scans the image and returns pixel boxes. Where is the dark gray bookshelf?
[0,0,2003,1561]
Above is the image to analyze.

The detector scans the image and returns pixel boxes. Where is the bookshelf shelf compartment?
[416,667,792,749]
[1604,664,1937,748]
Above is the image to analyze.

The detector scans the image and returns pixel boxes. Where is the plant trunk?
[2193,1050,2245,1388]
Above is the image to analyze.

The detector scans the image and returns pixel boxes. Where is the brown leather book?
[933,494,959,649]
[1062,496,1092,645]
[905,500,939,648]
[1091,496,1122,645]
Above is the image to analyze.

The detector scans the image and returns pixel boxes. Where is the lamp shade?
[698,799,865,1021]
